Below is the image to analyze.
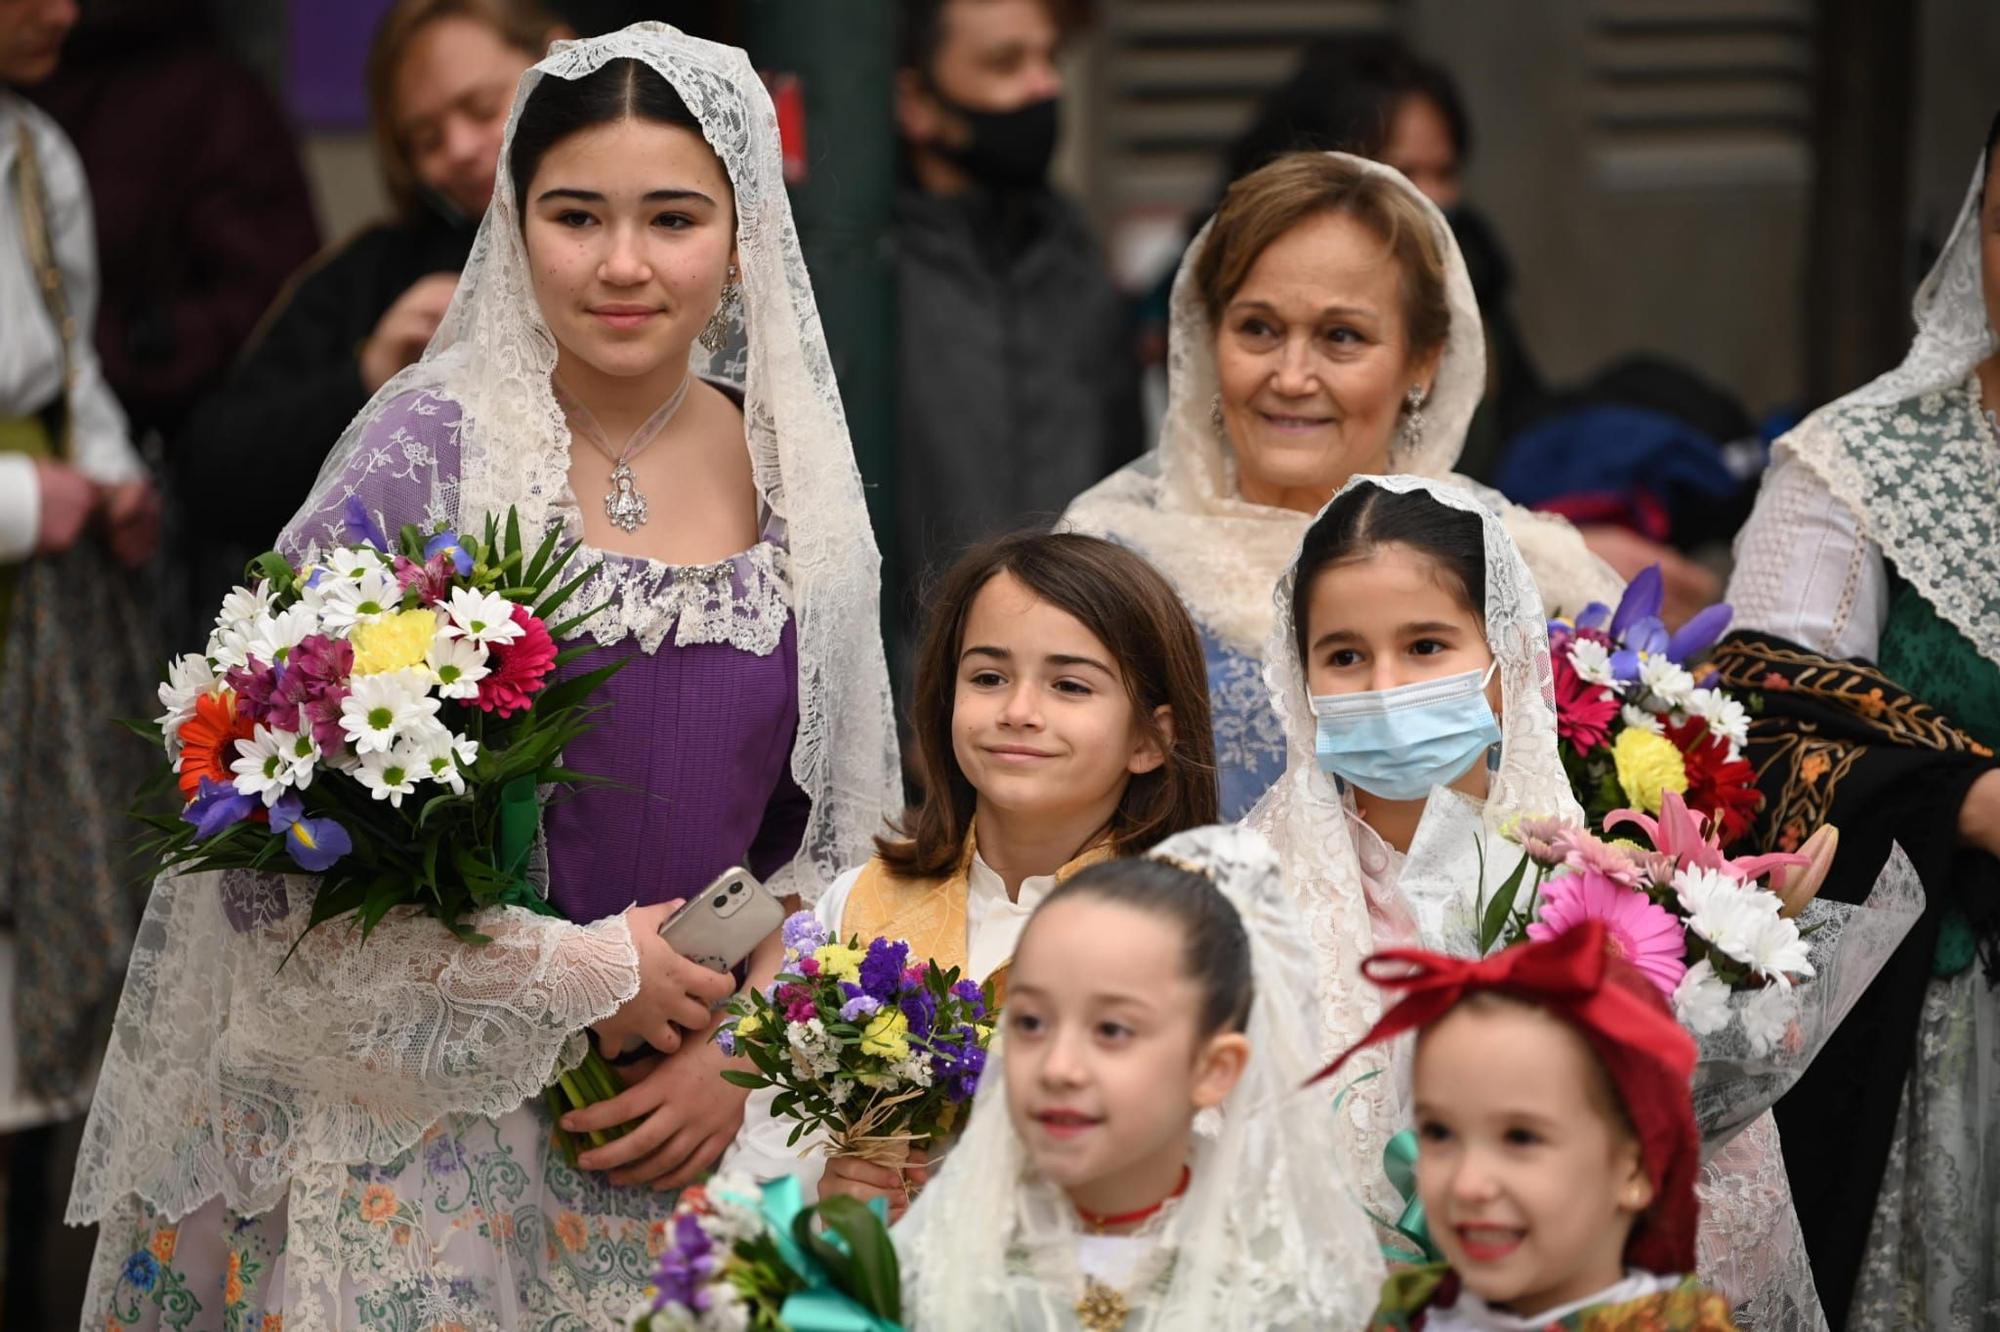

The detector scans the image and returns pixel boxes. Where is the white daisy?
[156,654,219,762]
[1740,984,1795,1058]
[243,604,320,667]
[441,587,523,649]
[1684,688,1751,752]
[1639,656,1697,710]
[407,726,477,795]
[318,566,405,632]
[1620,703,1665,734]
[354,745,423,808]
[338,670,439,755]
[1672,958,1734,1036]
[426,630,491,699]
[231,724,309,805]
[207,622,253,673]
[1568,637,1615,686]
[321,545,388,582]
[214,581,272,634]
[1739,911,1815,988]
[1676,866,1782,971]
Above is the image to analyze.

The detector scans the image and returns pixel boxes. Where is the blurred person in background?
[174,0,569,605]
[1191,34,1722,623]
[892,0,1141,659]
[27,0,319,451]
[0,0,161,1320]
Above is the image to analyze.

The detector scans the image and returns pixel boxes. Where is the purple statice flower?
[931,1038,987,1103]
[714,1027,737,1056]
[183,775,257,840]
[839,994,881,1023]
[858,938,909,1002]
[900,984,937,1041]
[226,657,289,728]
[652,1211,719,1313]
[950,978,987,1020]
[782,911,828,954]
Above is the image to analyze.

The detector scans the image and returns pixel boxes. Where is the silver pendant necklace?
[556,372,695,533]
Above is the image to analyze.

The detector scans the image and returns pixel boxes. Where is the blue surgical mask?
[1310,664,1501,802]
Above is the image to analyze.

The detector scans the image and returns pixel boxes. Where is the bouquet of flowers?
[135,500,634,1148]
[1547,566,1763,846]
[629,1171,903,1332]
[1486,791,1921,1148]
[717,913,994,1170]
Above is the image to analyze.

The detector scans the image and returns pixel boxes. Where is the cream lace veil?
[895,825,1384,1331]
[1241,473,1579,1198]
[1780,142,2000,665]
[68,24,898,1229]
[1062,152,1617,654]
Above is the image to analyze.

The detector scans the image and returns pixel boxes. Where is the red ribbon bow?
[1311,921,1702,1276]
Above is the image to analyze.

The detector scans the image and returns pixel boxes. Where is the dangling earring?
[1209,392,1225,437]
[699,265,741,352]
[1397,384,1428,456]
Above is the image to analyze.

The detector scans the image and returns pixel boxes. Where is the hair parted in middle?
[1289,480,1487,666]
[879,531,1219,879]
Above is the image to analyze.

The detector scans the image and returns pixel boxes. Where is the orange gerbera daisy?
[175,691,256,804]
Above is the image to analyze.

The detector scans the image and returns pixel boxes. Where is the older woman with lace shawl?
[1063,151,1620,820]
[64,26,899,1331]
[1713,113,2000,1331]
[894,824,1385,1331]
[1250,474,1824,1330]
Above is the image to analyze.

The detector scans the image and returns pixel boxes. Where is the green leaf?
[1479,851,1532,956]
[504,506,523,561]
[719,1069,770,1091]
[800,1195,903,1321]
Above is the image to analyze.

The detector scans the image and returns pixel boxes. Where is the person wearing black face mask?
[890,0,1143,687]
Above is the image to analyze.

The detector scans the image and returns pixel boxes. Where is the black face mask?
[932,94,1060,191]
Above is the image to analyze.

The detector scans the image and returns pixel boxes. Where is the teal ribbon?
[1330,1074,1441,1266]
[753,1177,905,1332]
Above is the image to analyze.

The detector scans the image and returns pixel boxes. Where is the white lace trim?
[574,540,791,655]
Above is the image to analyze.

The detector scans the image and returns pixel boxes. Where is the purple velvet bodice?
[282,388,807,924]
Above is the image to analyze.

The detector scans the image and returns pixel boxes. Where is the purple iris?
[424,530,474,577]
[1666,602,1733,665]
[342,495,390,552]
[183,776,258,840]
[858,938,909,1002]
[269,792,351,872]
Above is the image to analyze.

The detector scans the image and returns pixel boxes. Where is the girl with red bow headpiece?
[1318,921,1742,1331]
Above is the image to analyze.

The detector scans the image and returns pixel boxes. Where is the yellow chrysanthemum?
[859,1008,911,1060]
[812,942,866,983]
[734,1011,765,1042]
[349,608,438,675]
[1611,727,1688,814]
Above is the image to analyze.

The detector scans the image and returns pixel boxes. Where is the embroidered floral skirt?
[85,1101,679,1332]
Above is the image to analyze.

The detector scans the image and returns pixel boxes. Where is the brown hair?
[1195,150,1450,359]
[366,0,561,221]
[879,532,1219,878]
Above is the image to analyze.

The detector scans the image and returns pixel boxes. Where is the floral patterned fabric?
[1368,1265,1740,1331]
[91,1100,677,1332]
[1200,623,1287,820]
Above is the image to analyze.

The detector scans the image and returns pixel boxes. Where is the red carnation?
[1553,649,1621,754]
[474,604,557,718]
[1665,717,1762,848]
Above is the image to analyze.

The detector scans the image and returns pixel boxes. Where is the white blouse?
[0,91,144,563]
[1727,451,1889,661]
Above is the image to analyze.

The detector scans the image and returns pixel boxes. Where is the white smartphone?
[658,866,786,980]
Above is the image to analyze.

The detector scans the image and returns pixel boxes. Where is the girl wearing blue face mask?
[1243,473,1587,1224]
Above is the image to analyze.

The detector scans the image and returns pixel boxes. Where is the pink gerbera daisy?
[1526,870,1687,996]
[1552,650,1620,754]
